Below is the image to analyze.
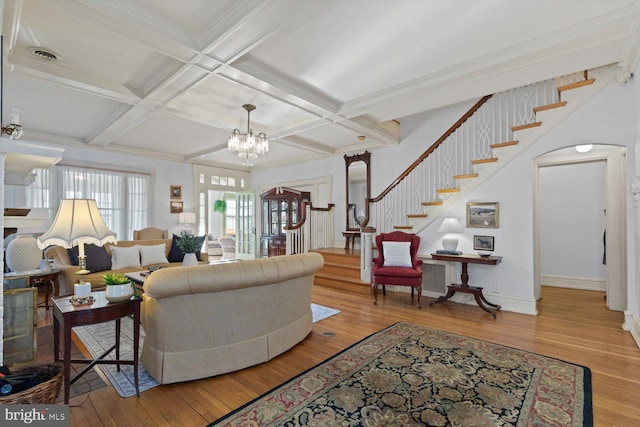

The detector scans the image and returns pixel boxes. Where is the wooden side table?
[429,253,503,317]
[52,291,141,404]
[4,269,60,310]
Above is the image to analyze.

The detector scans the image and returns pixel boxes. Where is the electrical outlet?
[493,283,499,293]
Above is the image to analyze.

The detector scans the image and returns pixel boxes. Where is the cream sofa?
[140,252,324,384]
[44,238,208,295]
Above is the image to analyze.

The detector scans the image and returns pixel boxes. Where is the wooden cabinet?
[260,187,310,257]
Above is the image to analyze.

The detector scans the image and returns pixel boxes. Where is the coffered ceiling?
[2,0,640,171]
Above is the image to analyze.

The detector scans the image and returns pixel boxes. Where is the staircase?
[311,249,370,295]
[368,65,618,234]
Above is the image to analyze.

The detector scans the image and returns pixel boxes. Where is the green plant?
[213,199,227,214]
[103,273,131,285]
[177,230,205,253]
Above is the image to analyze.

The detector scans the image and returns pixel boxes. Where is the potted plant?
[213,199,227,214]
[103,273,135,302]
[177,230,205,266]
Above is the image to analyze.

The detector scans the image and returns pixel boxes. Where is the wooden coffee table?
[52,291,141,403]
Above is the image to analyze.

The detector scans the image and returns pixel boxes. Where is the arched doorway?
[533,145,626,311]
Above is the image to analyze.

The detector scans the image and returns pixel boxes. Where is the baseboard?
[623,311,640,349]
[540,274,606,291]
[385,287,538,315]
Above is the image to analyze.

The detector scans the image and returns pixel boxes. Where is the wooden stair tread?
[422,201,443,206]
[436,188,460,194]
[393,225,413,230]
[471,157,498,165]
[453,173,478,180]
[407,214,427,218]
[533,101,567,113]
[511,121,542,132]
[557,78,595,93]
[490,140,518,149]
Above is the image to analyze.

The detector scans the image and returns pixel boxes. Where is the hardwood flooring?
[34,284,640,426]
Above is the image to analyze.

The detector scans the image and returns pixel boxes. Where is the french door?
[235,192,255,259]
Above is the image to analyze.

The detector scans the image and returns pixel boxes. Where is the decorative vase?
[105,283,134,302]
[182,252,198,266]
[5,235,43,272]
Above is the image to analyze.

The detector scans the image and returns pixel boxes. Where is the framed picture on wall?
[473,235,495,251]
[170,185,182,200]
[170,201,183,214]
[467,202,499,228]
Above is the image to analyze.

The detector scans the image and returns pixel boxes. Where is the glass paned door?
[235,192,255,260]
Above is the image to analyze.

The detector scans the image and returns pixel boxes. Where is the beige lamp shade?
[179,212,196,225]
[37,199,117,249]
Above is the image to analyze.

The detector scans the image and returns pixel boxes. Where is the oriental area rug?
[210,322,592,427]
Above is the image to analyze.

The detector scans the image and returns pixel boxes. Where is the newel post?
[360,227,376,283]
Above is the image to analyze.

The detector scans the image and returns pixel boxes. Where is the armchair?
[372,231,423,308]
[133,227,169,240]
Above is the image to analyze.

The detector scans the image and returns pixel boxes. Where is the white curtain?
[26,166,150,240]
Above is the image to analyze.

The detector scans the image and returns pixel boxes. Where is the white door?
[235,192,255,259]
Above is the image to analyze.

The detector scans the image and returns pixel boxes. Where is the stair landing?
[311,248,371,295]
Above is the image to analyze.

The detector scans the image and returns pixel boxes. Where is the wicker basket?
[0,363,63,404]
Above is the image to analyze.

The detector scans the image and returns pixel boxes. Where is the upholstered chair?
[371,231,424,308]
[133,227,169,240]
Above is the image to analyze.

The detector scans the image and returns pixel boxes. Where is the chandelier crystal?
[1,108,23,140]
[228,104,269,166]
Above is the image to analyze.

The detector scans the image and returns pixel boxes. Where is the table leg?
[44,279,50,310]
[133,303,140,397]
[53,316,60,362]
[63,321,72,404]
[115,318,121,372]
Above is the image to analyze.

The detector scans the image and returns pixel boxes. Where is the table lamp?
[179,212,196,233]
[438,217,464,252]
[37,199,117,295]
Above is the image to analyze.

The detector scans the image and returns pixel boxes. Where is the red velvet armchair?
[372,231,423,308]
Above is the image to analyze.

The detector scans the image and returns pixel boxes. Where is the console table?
[429,253,502,317]
[52,291,140,403]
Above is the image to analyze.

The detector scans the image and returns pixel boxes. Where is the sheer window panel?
[26,166,150,240]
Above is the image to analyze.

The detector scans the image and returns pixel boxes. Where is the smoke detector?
[28,46,61,62]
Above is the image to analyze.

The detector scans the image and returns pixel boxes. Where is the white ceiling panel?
[2,0,639,171]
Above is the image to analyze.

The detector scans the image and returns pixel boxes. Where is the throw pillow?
[139,243,169,267]
[382,241,412,267]
[67,244,112,271]
[167,234,185,262]
[67,248,79,266]
[84,244,112,272]
[111,245,141,269]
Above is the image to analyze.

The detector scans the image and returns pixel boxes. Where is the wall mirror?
[344,151,371,231]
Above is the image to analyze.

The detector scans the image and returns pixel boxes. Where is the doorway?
[533,145,626,311]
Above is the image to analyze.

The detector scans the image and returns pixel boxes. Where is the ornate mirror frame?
[344,151,371,231]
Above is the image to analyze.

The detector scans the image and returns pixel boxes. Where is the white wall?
[539,161,607,281]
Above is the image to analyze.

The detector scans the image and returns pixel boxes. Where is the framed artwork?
[473,235,495,251]
[170,201,184,214]
[467,202,499,228]
[170,185,182,200]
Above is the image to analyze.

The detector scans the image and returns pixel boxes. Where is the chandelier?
[1,108,23,140]
[228,104,269,166]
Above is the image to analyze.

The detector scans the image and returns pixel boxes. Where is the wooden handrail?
[370,94,493,203]
[284,202,334,231]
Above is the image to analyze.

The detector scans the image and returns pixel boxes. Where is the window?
[225,196,236,235]
[26,166,150,240]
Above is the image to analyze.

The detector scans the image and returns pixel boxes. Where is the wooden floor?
[34,284,640,426]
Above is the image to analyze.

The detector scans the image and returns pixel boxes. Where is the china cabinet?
[260,187,310,257]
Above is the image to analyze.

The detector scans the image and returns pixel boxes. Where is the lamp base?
[442,235,459,252]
